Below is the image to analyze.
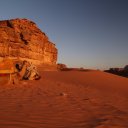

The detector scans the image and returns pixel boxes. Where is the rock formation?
[0,18,57,65]
[57,63,67,70]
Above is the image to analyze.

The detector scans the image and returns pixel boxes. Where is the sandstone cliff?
[0,18,57,65]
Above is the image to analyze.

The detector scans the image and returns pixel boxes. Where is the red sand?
[0,70,128,128]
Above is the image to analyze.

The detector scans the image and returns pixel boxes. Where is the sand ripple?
[0,71,128,128]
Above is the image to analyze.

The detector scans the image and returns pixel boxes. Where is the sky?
[0,0,128,69]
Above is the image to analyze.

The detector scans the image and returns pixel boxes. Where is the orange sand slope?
[0,70,128,128]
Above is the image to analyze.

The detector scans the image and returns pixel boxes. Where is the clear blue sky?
[0,0,128,69]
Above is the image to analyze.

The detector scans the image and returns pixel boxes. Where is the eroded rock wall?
[0,18,57,65]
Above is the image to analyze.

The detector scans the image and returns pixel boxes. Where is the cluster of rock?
[104,65,128,78]
[0,18,57,65]
[57,63,67,70]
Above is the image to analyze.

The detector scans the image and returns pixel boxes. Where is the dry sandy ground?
[0,70,128,128]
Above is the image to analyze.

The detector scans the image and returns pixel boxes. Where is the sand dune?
[0,70,128,128]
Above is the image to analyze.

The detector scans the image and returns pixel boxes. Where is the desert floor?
[0,70,128,128]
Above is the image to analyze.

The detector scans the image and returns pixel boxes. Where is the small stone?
[60,92,67,96]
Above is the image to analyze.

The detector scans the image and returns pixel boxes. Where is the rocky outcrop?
[0,18,57,65]
[57,63,67,70]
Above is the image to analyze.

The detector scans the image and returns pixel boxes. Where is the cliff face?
[0,18,57,65]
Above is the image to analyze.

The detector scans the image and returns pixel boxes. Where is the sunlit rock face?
[0,18,57,65]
